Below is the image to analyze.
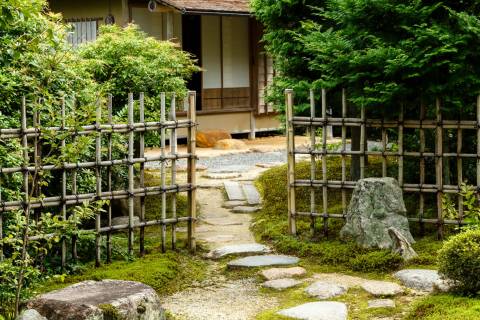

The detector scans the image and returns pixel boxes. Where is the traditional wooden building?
[48,0,279,137]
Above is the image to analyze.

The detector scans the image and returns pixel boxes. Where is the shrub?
[438,229,480,294]
[349,250,403,273]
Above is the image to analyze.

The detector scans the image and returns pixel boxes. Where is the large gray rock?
[206,243,270,259]
[340,177,415,249]
[388,227,418,260]
[227,255,299,268]
[305,281,348,299]
[393,269,452,292]
[277,302,348,320]
[27,280,165,320]
[19,309,47,320]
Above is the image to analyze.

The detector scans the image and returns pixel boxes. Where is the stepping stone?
[223,200,247,208]
[203,172,242,179]
[263,278,302,290]
[200,219,243,226]
[206,243,270,259]
[176,164,208,172]
[203,235,235,242]
[208,165,249,173]
[224,181,246,201]
[232,206,260,213]
[242,183,261,205]
[256,162,284,168]
[361,280,404,296]
[227,255,299,268]
[305,281,347,299]
[367,299,396,309]
[393,269,449,292]
[198,181,224,189]
[277,302,348,320]
[261,267,307,280]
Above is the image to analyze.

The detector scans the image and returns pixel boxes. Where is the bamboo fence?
[0,92,197,267]
[286,89,480,239]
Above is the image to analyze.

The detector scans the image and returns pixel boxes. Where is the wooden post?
[360,105,366,179]
[436,98,444,239]
[106,94,113,263]
[249,111,256,140]
[187,91,197,252]
[139,93,146,256]
[127,93,135,255]
[286,89,297,235]
[398,105,404,186]
[95,99,102,267]
[160,93,167,253]
[309,89,316,236]
[321,89,328,235]
[170,94,178,250]
[476,95,480,210]
[381,111,387,177]
[341,89,347,217]
[457,126,463,224]
[419,102,426,236]
[60,98,67,269]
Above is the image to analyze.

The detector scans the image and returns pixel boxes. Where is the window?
[66,18,101,47]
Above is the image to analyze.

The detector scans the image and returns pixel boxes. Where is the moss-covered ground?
[250,158,480,319]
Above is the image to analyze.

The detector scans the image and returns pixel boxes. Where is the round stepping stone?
[232,206,260,213]
[277,302,348,320]
[203,172,242,179]
[263,278,302,290]
[305,281,347,299]
[223,200,248,208]
[227,255,299,268]
[256,162,284,168]
[261,267,307,280]
[361,280,403,296]
[206,243,270,259]
[393,269,446,292]
[367,299,395,309]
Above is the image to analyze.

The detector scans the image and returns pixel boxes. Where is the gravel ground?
[147,151,287,171]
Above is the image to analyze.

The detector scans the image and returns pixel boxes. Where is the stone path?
[160,149,442,320]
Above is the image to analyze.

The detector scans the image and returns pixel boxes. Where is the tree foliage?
[252,0,480,112]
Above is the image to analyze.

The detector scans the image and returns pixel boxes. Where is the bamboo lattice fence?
[0,92,197,268]
[286,88,480,239]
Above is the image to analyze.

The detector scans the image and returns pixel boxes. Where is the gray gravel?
[147,151,287,171]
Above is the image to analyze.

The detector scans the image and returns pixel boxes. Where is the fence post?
[435,98,444,240]
[170,93,178,250]
[321,89,328,235]
[95,99,102,267]
[127,93,135,255]
[106,94,113,263]
[160,93,167,253]
[309,89,316,236]
[187,91,197,252]
[139,93,146,256]
[286,89,297,235]
[60,98,67,269]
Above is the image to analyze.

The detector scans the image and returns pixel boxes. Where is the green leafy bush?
[438,229,480,294]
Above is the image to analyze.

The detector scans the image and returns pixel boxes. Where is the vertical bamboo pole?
[341,89,347,217]
[457,127,463,224]
[95,100,102,267]
[360,105,366,179]
[139,93,146,256]
[106,94,113,263]
[286,89,297,235]
[160,93,167,253]
[476,95,480,212]
[71,99,78,261]
[419,102,426,236]
[127,93,135,255]
[381,112,387,177]
[321,89,328,235]
[436,98,444,239]
[309,89,316,236]
[61,98,67,268]
[398,105,404,187]
[170,93,178,250]
[187,91,197,252]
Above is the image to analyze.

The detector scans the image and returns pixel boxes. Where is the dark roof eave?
[182,8,251,16]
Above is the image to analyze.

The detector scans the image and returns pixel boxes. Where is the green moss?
[349,250,403,272]
[98,304,121,320]
[39,251,207,296]
[405,294,480,320]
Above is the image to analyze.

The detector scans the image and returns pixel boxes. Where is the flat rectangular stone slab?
[278,302,348,320]
[206,243,270,259]
[242,183,261,205]
[227,255,299,268]
[224,181,245,201]
[232,206,259,213]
